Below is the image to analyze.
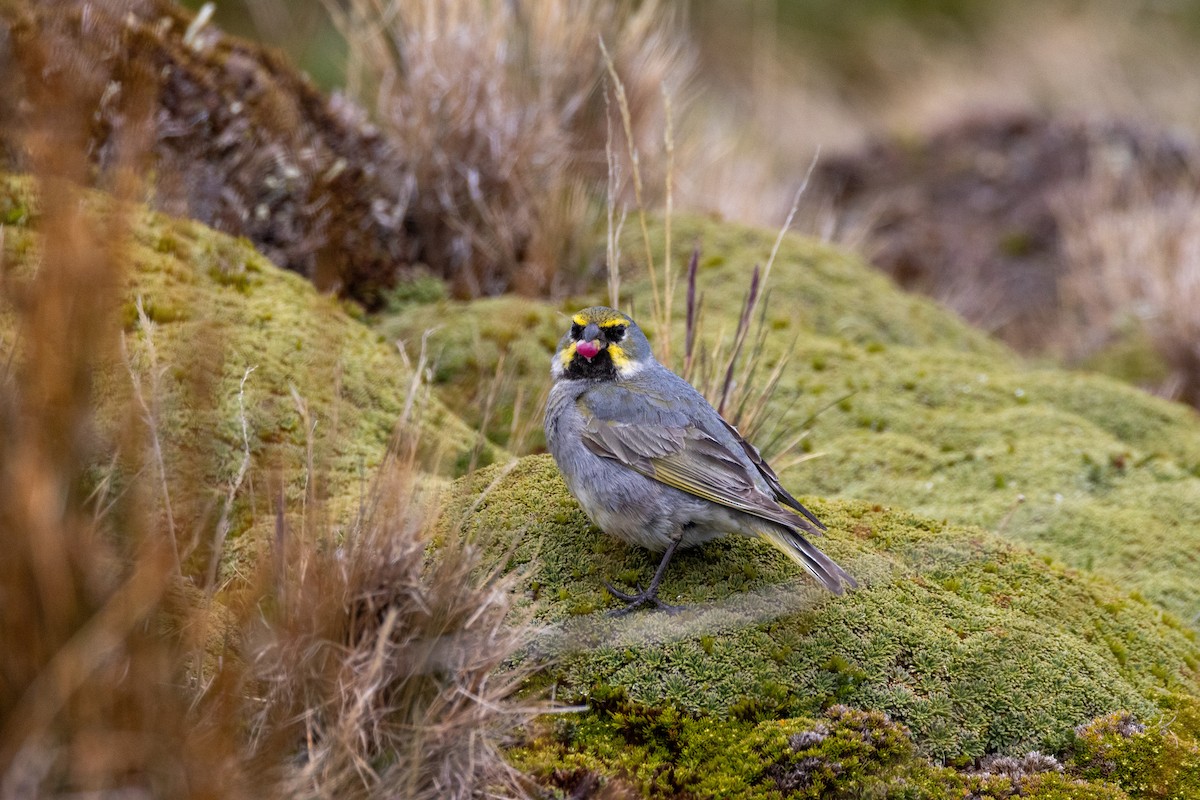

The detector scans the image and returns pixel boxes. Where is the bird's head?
[551,306,654,381]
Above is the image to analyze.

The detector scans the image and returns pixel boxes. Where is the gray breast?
[546,379,743,552]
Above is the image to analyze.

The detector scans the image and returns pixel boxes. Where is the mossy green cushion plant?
[455,455,1200,795]
[386,215,1200,628]
[0,173,494,577]
[513,701,1135,799]
[456,456,1199,760]
[1072,710,1200,798]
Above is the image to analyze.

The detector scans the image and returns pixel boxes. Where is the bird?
[544,305,856,615]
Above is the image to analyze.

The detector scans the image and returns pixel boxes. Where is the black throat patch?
[564,348,618,381]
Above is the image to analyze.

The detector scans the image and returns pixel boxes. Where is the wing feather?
[579,391,806,532]
[717,418,827,531]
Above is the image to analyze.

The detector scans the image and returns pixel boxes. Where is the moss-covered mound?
[514,701,1149,799]
[456,455,1200,761]
[0,173,492,567]
[374,295,565,452]
[385,215,1200,626]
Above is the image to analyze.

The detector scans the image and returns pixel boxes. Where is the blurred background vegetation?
[182,0,1200,203]
[174,0,1200,407]
[6,2,1200,796]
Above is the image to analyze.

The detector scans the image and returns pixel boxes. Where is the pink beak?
[576,340,601,360]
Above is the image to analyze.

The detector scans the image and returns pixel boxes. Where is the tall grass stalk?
[2,23,543,796]
[600,36,661,345]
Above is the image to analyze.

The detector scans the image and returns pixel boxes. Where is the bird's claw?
[602,580,683,616]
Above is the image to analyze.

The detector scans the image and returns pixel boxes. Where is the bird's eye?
[570,322,584,339]
[607,324,626,341]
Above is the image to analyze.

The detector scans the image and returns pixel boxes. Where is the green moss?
[454,454,1200,762]
[373,296,565,451]
[1073,712,1200,799]
[381,272,448,309]
[1080,320,1174,391]
[512,700,944,799]
[0,192,31,225]
[400,214,1200,626]
[513,698,1137,799]
[0,173,492,581]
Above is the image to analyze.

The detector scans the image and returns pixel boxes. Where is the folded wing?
[578,387,816,534]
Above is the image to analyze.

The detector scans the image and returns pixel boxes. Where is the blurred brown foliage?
[0,9,537,796]
[807,111,1200,405]
[1,0,417,308]
[328,0,694,298]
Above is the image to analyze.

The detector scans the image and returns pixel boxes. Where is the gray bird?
[544,306,856,615]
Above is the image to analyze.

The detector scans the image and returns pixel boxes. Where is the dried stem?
[759,151,819,319]
[123,296,181,577]
[399,328,437,428]
[661,87,676,363]
[289,384,318,536]
[600,36,662,349]
[682,246,700,381]
[718,265,760,416]
[605,83,622,308]
[206,365,256,591]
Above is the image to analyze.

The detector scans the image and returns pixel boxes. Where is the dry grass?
[232,446,536,800]
[322,0,693,298]
[1,26,539,800]
[1057,178,1200,405]
[601,54,818,466]
[0,36,246,795]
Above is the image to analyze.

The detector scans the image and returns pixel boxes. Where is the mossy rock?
[453,454,1200,764]
[386,214,1200,626]
[0,172,493,578]
[374,296,567,452]
[512,701,1135,799]
[1072,710,1200,798]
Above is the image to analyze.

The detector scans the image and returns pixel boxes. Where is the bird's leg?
[604,535,684,616]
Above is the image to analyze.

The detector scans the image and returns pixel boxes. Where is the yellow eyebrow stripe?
[572,311,629,327]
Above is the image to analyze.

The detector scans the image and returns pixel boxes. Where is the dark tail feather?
[757,525,857,594]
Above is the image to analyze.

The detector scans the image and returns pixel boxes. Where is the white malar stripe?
[617,359,646,379]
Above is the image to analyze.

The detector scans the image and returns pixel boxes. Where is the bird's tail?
[757,525,857,594]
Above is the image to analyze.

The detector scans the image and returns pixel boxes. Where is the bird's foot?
[602,580,683,616]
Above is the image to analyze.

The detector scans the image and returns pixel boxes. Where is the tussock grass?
[1057,178,1200,406]
[324,0,693,298]
[0,29,539,799]
[233,446,536,800]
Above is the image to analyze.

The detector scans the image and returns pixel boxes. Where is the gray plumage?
[544,306,856,613]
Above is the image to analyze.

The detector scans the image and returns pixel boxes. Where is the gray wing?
[577,382,810,532]
[717,418,826,531]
